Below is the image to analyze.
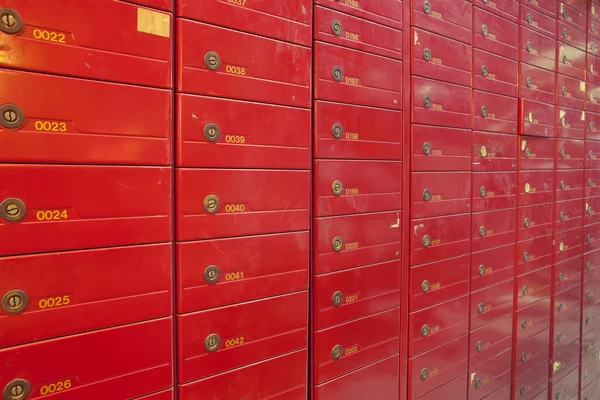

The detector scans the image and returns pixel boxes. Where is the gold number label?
[40,380,72,396]
[432,57,443,65]
[344,242,359,250]
[345,188,359,195]
[344,77,360,85]
[225,65,246,76]
[345,132,359,140]
[34,120,68,132]
[432,104,443,111]
[225,135,245,144]
[431,194,442,201]
[345,0,360,8]
[38,295,71,309]
[36,210,69,221]
[344,345,359,356]
[225,272,244,281]
[430,282,441,291]
[344,31,360,41]
[225,204,245,213]
[430,239,441,246]
[226,0,247,5]
[345,294,359,303]
[225,336,245,348]
[32,29,67,43]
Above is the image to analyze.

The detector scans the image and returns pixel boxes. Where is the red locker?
[410,0,472,44]
[519,99,555,137]
[518,170,555,205]
[410,255,469,312]
[411,27,472,87]
[137,388,173,400]
[471,243,516,291]
[582,324,600,361]
[471,171,518,211]
[481,383,510,400]
[409,295,468,356]
[516,235,553,276]
[467,349,511,400]
[557,106,585,139]
[513,358,549,400]
[554,199,584,232]
[468,314,513,368]
[177,291,307,383]
[585,222,600,252]
[586,140,600,168]
[551,364,579,400]
[521,0,557,18]
[0,0,173,88]
[588,83,600,114]
[0,318,173,399]
[586,169,600,197]
[0,69,172,165]
[410,172,471,218]
[559,2,587,31]
[580,372,600,400]
[313,259,400,330]
[558,20,587,50]
[558,43,587,80]
[314,41,402,110]
[590,53,600,85]
[555,256,583,292]
[518,136,555,170]
[0,165,171,256]
[179,349,307,400]
[411,77,472,129]
[517,266,552,310]
[315,6,402,59]
[590,34,600,56]
[519,63,556,104]
[517,203,554,240]
[584,276,600,308]
[587,196,600,224]
[553,311,581,355]
[314,160,402,217]
[469,279,514,330]
[585,248,600,280]
[520,4,557,39]
[472,131,518,171]
[176,169,309,241]
[515,329,550,377]
[473,7,519,60]
[588,111,600,140]
[473,0,519,22]
[410,213,471,265]
[177,94,310,169]
[412,125,471,172]
[515,297,551,343]
[177,0,312,46]
[471,208,517,252]
[415,373,467,400]
[557,76,586,112]
[583,301,600,335]
[314,101,403,160]
[581,349,600,388]
[554,284,582,322]
[177,19,311,107]
[314,211,402,274]
[314,0,402,30]
[556,138,585,169]
[520,26,557,72]
[312,308,399,385]
[473,91,518,134]
[473,49,518,97]
[176,232,308,314]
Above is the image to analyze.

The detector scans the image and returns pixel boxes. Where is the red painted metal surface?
[516,235,553,276]
[410,0,473,44]
[469,313,513,368]
[586,169,600,197]
[558,20,587,50]
[558,43,587,79]
[514,296,551,343]
[473,91,518,134]
[557,106,585,139]
[411,77,472,129]
[556,138,585,169]
[416,373,467,400]
[473,49,518,97]
[514,328,550,377]
[473,0,519,22]
[553,284,582,321]
[410,171,471,218]
[586,140,600,168]
[176,232,308,313]
[518,170,555,205]
[471,208,517,252]
[0,318,173,399]
[473,131,518,171]
[520,4,557,39]
[517,203,554,240]
[588,53,600,85]
[586,196,600,224]
[588,83,600,114]
[516,266,552,310]
[177,0,312,45]
[521,0,557,17]
[0,0,173,87]
[556,169,585,201]
[410,213,471,265]
[551,364,580,400]
[513,358,549,400]
[553,311,581,354]
[519,63,556,104]
[315,0,402,29]
[471,244,516,291]
[412,126,471,171]
[520,26,557,72]
[554,199,584,232]
[555,256,583,292]
[519,99,556,137]
[559,2,588,31]
[467,348,511,400]
[471,171,518,211]
[473,7,519,60]
[469,279,514,330]
[410,255,469,311]
[518,136,555,170]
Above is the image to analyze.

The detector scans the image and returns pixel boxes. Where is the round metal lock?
[203,195,220,214]
[557,333,563,343]
[522,286,528,296]
[332,236,343,252]
[526,77,532,88]
[585,369,590,378]
[332,180,344,196]
[522,320,527,329]
[421,324,429,337]
[478,265,485,276]
[420,368,428,381]
[332,291,343,306]
[587,317,591,325]
[332,123,343,139]
[423,189,431,201]
[521,352,526,362]
[479,226,485,237]
[590,178,594,187]
[423,1,431,14]
[0,104,24,129]
[481,65,488,77]
[527,41,532,52]
[559,272,564,282]
[563,28,568,38]
[590,150,595,159]
[477,303,484,314]
[422,234,431,247]
[562,54,567,64]
[556,393,561,400]
[423,96,431,108]
[589,206,593,215]
[559,242,565,251]
[594,24,596,34]
[480,186,487,197]
[589,234,593,243]
[526,148,531,158]
[481,25,488,37]
[3,379,30,400]
[1,290,28,314]
[476,341,483,352]
[524,218,530,228]
[560,180,566,190]
[332,66,343,82]
[0,198,26,223]
[332,344,343,360]
[204,51,221,70]
[591,122,595,131]
[588,262,592,270]
[331,19,342,36]
[593,42,597,50]
[204,333,221,352]
[0,9,23,34]
[481,106,487,117]
[560,211,565,221]
[562,86,567,95]
[480,146,487,157]
[558,303,564,312]
[526,13,532,23]
[586,344,590,352]
[561,149,566,159]
[587,289,592,298]
[524,252,529,262]
[475,378,481,389]
[423,142,431,155]
[203,265,220,284]
[482,0,488,3]
[520,385,526,395]
[421,280,430,293]
[563,7,567,18]
[423,48,431,61]
[203,123,221,142]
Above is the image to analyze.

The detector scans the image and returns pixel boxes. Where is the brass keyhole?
[204,51,221,70]
[204,333,221,352]
[0,198,26,222]
[1,290,28,314]
[3,379,31,400]
[332,123,343,139]
[332,290,343,306]
[203,195,220,214]
[332,344,343,359]
[332,66,343,82]
[203,265,220,284]
[332,236,343,252]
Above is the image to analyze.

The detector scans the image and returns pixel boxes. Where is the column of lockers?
[311,1,403,398]
[173,3,312,398]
